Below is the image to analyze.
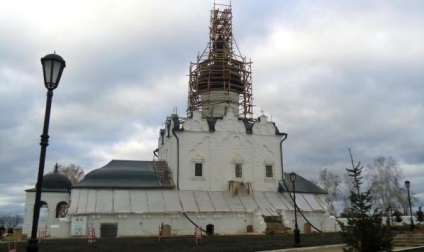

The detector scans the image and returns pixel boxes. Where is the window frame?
[265,165,273,178]
[192,154,205,180]
[194,162,203,177]
[235,163,243,178]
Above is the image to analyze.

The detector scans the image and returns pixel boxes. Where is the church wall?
[176,132,282,192]
[79,212,258,237]
[23,191,70,237]
[282,210,337,233]
[23,193,35,235]
[158,129,179,187]
[68,209,338,237]
[158,110,284,192]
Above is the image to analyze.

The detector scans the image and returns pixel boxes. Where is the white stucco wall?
[73,212,260,237]
[23,191,70,237]
[158,109,285,192]
[71,210,337,237]
[283,210,338,233]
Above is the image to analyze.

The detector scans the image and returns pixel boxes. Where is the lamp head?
[405,180,410,189]
[289,172,296,183]
[41,53,66,90]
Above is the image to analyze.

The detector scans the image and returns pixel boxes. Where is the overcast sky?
[1,0,423,215]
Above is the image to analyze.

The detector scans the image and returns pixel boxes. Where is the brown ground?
[0,232,343,252]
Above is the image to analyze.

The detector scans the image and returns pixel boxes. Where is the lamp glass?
[43,60,53,84]
[52,60,62,84]
[289,172,296,183]
[41,53,66,90]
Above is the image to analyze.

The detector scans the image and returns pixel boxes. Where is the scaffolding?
[187,3,253,121]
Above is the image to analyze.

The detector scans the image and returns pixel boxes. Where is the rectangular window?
[195,163,203,177]
[235,164,242,178]
[265,165,273,178]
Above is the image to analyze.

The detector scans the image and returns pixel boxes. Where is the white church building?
[23,3,336,238]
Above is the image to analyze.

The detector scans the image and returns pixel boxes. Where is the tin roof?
[279,172,327,194]
[67,189,326,216]
[73,160,173,189]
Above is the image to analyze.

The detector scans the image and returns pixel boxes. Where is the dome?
[42,164,72,189]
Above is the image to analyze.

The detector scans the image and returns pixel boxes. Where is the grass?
[0,232,343,252]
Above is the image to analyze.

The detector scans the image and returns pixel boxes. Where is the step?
[393,235,424,247]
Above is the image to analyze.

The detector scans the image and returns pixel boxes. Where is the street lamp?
[387,204,392,227]
[404,180,414,231]
[27,53,66,252]
[289,172,301,246]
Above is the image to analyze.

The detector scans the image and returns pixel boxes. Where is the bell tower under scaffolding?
[187,3,253,121]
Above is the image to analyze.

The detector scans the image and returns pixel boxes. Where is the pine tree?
[416,206,424,224]
[338,149,392,252]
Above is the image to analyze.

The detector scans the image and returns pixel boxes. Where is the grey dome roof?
[26,164,72,193]
[43,170,72,189]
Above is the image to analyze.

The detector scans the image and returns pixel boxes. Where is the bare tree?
[308,178,319,186]
[0,214,23,228]
[319,168,342,216]
[56,163,85,184]
[366,156,408,214]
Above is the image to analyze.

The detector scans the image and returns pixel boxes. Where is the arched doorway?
[206,224,214,235]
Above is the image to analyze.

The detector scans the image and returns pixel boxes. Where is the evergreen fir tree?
[416,206,424,224]
[338,149,392,252]
[394,211,403,225]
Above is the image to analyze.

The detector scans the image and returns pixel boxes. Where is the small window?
[265,165,273,178]
[235,164,242,178]
[195,163,203,177]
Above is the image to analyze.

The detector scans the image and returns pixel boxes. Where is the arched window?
[56,202,69,218]
[40,201,48,208]
[39,201,49,219]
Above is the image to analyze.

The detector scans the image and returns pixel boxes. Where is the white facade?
[23,191,70,237]
[23,3,336,239]
[200,91,239,118]
[23,105,336,238]
[66,189,335,236]
[159,109,284,192]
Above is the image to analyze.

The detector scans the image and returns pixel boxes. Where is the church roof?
[26,164,72,193]
[68,189,326,216]
[73,160,172,189]
[279,172,327,194]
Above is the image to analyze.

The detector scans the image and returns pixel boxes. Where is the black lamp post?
[404,180,414,231]
[289,172,301,246]
[27,53,66,252]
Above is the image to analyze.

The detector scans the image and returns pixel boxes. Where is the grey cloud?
[1,0,424,213]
